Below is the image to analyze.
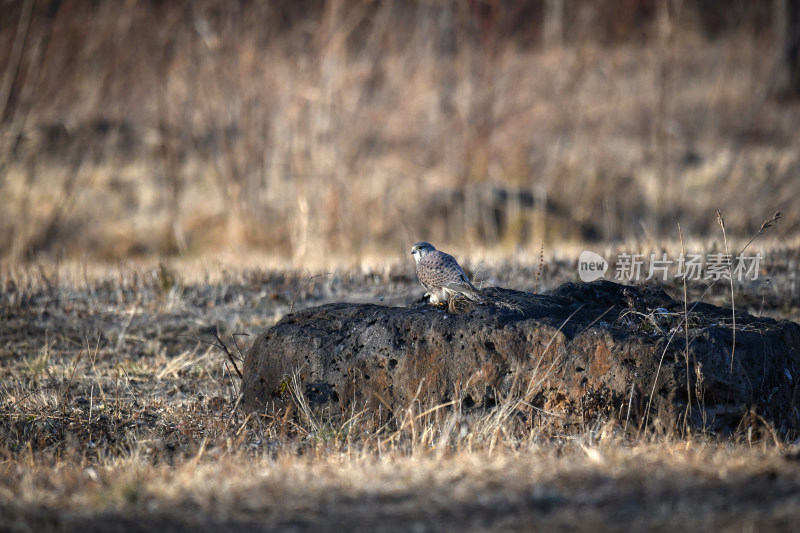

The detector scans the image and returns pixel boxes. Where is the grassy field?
[2,1,800,530]
[1,1,798,264]
[2,255,800,531]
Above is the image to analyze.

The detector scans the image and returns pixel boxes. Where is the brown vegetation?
[0,1,797,263]
[2,1,800,530]
[2,257,800,530]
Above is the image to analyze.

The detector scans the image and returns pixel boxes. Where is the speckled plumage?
[410,242,482,305]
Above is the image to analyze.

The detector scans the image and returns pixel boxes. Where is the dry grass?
[2,2,800,528]
[1,2,797,264]
[4,441,800,531]
[2,255,800,530]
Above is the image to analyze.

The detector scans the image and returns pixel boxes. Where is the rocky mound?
[241,281,800,436]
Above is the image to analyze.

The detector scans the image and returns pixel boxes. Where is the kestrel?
[410,242,482,305]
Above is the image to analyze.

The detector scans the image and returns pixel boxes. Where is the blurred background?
[0,0,798,267]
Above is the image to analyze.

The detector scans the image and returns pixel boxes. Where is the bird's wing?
[443,280,479,294]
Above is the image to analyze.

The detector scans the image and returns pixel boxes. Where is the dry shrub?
[0,1,795,263]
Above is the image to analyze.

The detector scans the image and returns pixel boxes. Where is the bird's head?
[410,241,436,263]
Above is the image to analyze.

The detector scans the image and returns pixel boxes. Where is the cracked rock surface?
[243,281,800,436]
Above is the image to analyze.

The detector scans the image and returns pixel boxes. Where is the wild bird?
[410,241,483,306]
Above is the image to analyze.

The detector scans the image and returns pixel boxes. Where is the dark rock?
[242,281,800,437]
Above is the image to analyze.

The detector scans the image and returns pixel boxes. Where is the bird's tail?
[461,286,483,302]
[459,275,482,299]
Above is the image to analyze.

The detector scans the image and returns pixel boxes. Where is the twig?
[641,211,782,434]
[290,271,331,313]
[681,211,781,311]
[213,332,243,379]
[717,210,736,374]
[222,393,244,434]
[231,332,250,361]
[116,305,137,353]
[534,242,544,294]
[60,345,85,416]
[624,381,636,433]
[679,223,692,434]
[87,334,107,405]
[188,333,244,379]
